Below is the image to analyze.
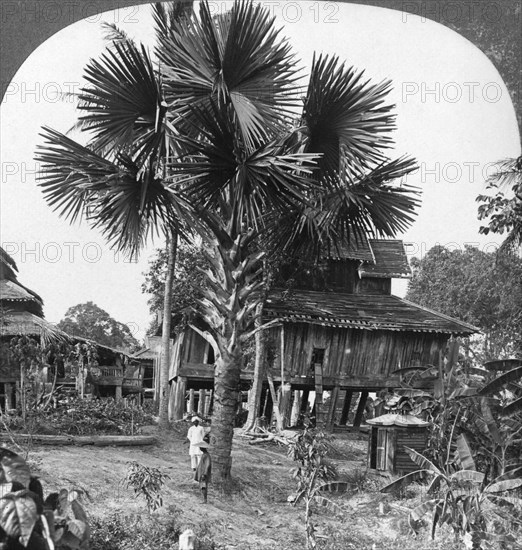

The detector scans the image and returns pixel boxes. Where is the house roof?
[264,290,479,335]
[0,311,68,344]
[367,413,430,427]
[360,240,411,279]
[324,234,375,262]
[0,280,41,303]
[323,238,412,279]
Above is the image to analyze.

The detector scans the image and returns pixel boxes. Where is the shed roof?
[360,240,411,279]
[367,413,430,427]
[323,234,375,262]
[264,290,479,335]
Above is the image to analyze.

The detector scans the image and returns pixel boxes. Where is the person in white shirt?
[186,416,206,471]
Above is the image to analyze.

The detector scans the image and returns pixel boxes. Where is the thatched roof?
[265,289,478,335]
[0,247,44,316]
[0,247,18,281]
[0,311,68,345]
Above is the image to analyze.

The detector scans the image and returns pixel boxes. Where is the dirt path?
[20,428,432,549]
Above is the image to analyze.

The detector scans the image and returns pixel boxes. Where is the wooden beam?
[314,362,324,428]
[340,390,353,425]
[353,390,369,429]
[325,385,340,432]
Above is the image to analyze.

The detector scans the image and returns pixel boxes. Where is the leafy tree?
[406,245,522,359]
[477,155,522,253]
[141,241,208,335]
[57,301,139,351]
[36,0,419,481]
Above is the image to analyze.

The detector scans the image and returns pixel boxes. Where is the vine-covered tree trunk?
[158,229,178,431]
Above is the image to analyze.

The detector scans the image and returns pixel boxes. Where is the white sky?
[0,1,520,340]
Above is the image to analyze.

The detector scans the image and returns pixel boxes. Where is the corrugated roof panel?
[359,240,411,278]
[264,289,479,335]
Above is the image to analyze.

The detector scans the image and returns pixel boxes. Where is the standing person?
[187,416,205,471]
[194,442,211,503]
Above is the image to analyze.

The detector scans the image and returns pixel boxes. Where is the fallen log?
[0,433,156,446]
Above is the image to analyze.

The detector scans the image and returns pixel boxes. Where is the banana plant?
[381,446,522,548]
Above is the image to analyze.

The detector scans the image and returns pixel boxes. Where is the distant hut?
[0,247,134,406]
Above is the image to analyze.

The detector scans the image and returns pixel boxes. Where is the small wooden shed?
[367,413,430,474]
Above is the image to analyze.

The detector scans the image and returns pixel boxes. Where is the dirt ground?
[20,426,445,549]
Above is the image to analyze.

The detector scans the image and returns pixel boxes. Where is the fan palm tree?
[36,0,420,482]
[36,2,193,430]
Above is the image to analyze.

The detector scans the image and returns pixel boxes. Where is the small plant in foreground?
[123,461,170,513]
[0,447,89,549]
[288,428,340,550]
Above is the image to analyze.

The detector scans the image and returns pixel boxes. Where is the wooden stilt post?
[280,383,292,429]
[207,390,210,416]
[290,390,301,426]
[300,389,310,415]
[314,364,324,428]
[5,384,13,410]
[198,389,206,416]
[170,377,187,420]
[188,389,195,414]
[340,390,353,426]
[325,385,340,432]
[353,390,369,429]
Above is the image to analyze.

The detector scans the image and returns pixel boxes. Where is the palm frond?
[265,156,419,258]
[101,22,136,47]
[35,127,184,257]
[168,101,318,236]
[302,54,396,179]
[160,0,301,151]
[77,41,166,163]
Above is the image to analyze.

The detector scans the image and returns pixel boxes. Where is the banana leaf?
[450,470,484,484]
[480,366,522,395]
[455,433,476,471]
[486,478,522,494]
[404,447,442,475]
[380,469,431,493]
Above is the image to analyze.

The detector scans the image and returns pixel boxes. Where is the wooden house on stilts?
[166,238,478,428]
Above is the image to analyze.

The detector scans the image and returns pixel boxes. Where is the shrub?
[122,461,170,513]
[0,448,89,549]
[4,398,155,436]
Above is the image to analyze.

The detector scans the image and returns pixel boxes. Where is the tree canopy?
[57,301,139,351]
[141,241,208,335]
[406,245,522,359]
[477,155,522,253]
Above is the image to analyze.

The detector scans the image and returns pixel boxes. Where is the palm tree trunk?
[212,342,242,481]
[158,228,178,431]
[244,302,265,432]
